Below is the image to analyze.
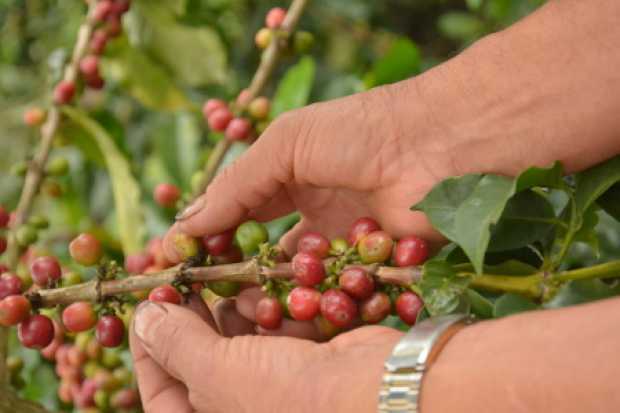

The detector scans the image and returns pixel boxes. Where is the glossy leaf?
[271,56,316,117]
[597,183,620,222]
[419,261,469,316]
[574,156,620,214]
[493,293,538,317]
[466,288,494,319]
[544,279,620,309]
[365,37,421,88]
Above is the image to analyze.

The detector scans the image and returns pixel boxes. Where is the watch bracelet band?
[378,314,473,413]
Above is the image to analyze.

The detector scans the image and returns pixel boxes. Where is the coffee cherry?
[293,31,315,54]
[89,29,108,55]
[111,388,139,409]
[348,217,381,246]
[172,232,200,260]
[395,291,423,325]
[53,80,76,105]
[206,281,240,297]
[57,381,74,404]
[86,339,102,361]
[41,180,62,197]
[248,96,271,120]
[93,0,113,22]
[360,292,391,324]
[265,7,286,29]
[358,231,393,264]
[28,215,49,229]
[202,99,227,119]
[0,206,9,228]
[75,378,98,408]
[41,319,65,360]
[255,296,283,330]
[208,108,233,131]
[292,252,325,287]
[314,314,340,338]
[46,157,69,176]
[148,284,182,304]
[147,237,171,268]
[8,161,25,177]
[106,16,122,37]
[111,0,131,15]
[255,28,272,49]
[18,314,54,349]
[394,236,430,267]
[297,231,330,259]
[94,389,110,410]
[211,245,243,265]
[69,233,103,266]
[62,302,97,333]
[79,55,100,78]
[86,74,105,89]
[0,295,31,326]
[338,267,374,300]
[7,355,24,375]
[124,252,154,274]
[0,273,23,299]
[236,89,252,107]
[96,315,125,348]
[203,229,235,256]
[320,289,357,329]
[16,225,38,247]
[225,117,252,141]
[31,256,62,286]
[235,220,268,255]
[23,107,46,126]
[153,183,181,208]
[287,286,321,321]
[0,237,6,254]
[67,345,87,367]
[61,271,83,287]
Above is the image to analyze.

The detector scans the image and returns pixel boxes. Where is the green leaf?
[573,205,600,255]
[466,288,494,319]
[365,37,421,88]
[492,293,538,317]
[271,56,316,117]
[438,12,484,41]
[597,183,620,221]
[574,156,620,214]
[544,279,620,309]
[63,107,145,254]
[419,261,469,316]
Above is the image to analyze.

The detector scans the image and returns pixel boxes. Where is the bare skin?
[131,0,620,412]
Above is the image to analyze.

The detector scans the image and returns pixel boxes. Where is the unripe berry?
[153,183,181,208]
[202,98,227,119]
[28,214,49,229]
[10,161,27,177]
[297,231,330,259]
[79,55,100,78]
[255,28,272,49]
[147,237,172,268]
[23,107,46,126]
[248,96,271,120]
[18,314,54,349]
[265,7,286,29]
[235,220,269,255]
[61,271,83,287]
[357,231,393,264]
[207,108,233,131]
[0,206,9,228]
[360,292,391,324]
[67,345,87,367]
[89,29,109,55]
[330,238,349,255]
[41,180,62,197]
[292,252,325,287]
[206,281,240,297]
[172,232,200,260]
[124,252,154,274]
[348,217,381,246]
[255,296,283,330]
[395,291,423,325]
[93,0,113,22]
[320,289,357,329]
[111,388,139,409]
[62,302,97,332]
[94,389,110,410]
[46,157,70,176]
[287,286,321,321]
[16,225,38,247]
[338,267,374,300]
[148,284,182,304]
[0,295,31,327]
[0,273,23,299]
[30,256,62,286]
[202,229,235,256]
[53,81,76,105]
[225,117,252,141]
[394,236,430,267]
[69,233,103,266]
[96,315,125,348]
[293,31,315,54]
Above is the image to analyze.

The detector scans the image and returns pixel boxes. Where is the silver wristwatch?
[378,314,472,412]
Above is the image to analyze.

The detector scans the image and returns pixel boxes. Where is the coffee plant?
[3,0,619,412]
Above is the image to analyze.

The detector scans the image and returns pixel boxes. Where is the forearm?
[422,297,620,412]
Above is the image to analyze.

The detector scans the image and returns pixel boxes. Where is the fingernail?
[134,301,167,343]
[175,196,206,221]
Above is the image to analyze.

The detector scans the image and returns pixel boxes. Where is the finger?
[212,298,256,337]
[183,292,218,331]
[257,318,324,341]
[235,287,266,322]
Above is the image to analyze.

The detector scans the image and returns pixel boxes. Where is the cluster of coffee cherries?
[53,0,132,105]
[254,7,314,54]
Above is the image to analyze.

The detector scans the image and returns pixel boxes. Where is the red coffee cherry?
[111,388,139,409]
[85,73,105,90]
[111,0,131,15]
[225,117,252,141]
[89,29,108,55]
[360,292,391,324]
[320,289,358,329]
[30,256,62,287]
[62,302,97,333]
[76,378,98,408]
[106,16,122,37]
[0,295,31,327]
[93,0,113,22]
[338,267,374,300]
[18,314,54,349]
[202,99,227,119]
[69,233,103,266]
[292,252,325,287]
[79,55,99,78]
[124,252,154,274]
[148,285,182,305]
[248,96,271,120]
[153,183,181,208]
[255,296,283,330]
[202,229,235,256]
[287,286,321,321]
[96,315,125,348]
[0,206,9,228]
[23,107,46,126]
[236,89,252,107]
[265,7,286,29]
[394,236,430,267]
[358,231,394,264]
[0,236,6,254]
[347,217,381,246]
[67,345,87,367]
[147,237,172,268]
[211,245,243,264]
[297,231,330,259]
[0,273,23,299]
[53,80,76,105]
[395,291,424,325]
[207,108,233,131]
[41,319,65,360]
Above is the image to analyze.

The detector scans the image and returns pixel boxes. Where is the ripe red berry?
[86,73,105,90]
[208,108,233,131]
[111,388,139,409]
[124,252,154,274]
[79,55,99,78]
[265,7,286,29]
[90,29,108,55]
[211,245,243,264]
[225,117,252,141]
[0,295,31,327]
[30,256,62,286]
[148,284,182,305]
[338,267,374,300]
[53,81,76,105]
[357,231,394,264]
[395,291,424,325]
[297,232,330,259]
[202,99,227,119]
[96,315,125,348]
[62,302,97,333]
[67,345,87,367]
[106,16,122,37]
[347,217,381,246]
[18,314,54,349]
[287,286,321,321]
[360,292,391,324]
[0,237,6,254]
[23,107,46,126]
[394,236,430,267]
[0,273,23,299]
[0,206,9,228]
[202,229,235,256]
[320,289,358,329]
[93,0,113,22]
[255,296,283,330]
[111,0,131,15]
[292,252,325,287]
[69,233,103,266]
[153,183,181,208]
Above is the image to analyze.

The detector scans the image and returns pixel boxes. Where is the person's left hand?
[130,296,402,413]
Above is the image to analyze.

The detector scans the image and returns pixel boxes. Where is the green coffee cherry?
[28,215,49,229]
[294,31,315,54]
[83,361,99,379]
[102,348,122,369]
[16,225,38,247]
[330,238,349,255]
[235,220,269,255]
[94,389,110,410]
[7,356,24,375]
[207,281,240,298]
[46,157,69,176]
[112,367,132,386]
[61,271,83,287]
[191,171,205,194]
[10,161,28,177]
[172,232,200,260]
